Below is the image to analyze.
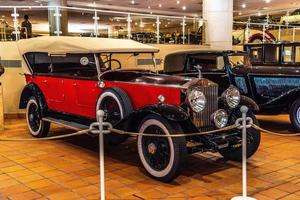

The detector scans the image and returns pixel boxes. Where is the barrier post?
[97,110,105,200]
[231,106,256,200]
[0,83,3,131]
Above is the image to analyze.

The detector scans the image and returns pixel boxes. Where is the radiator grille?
[191,84,218,128]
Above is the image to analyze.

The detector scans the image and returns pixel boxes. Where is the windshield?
[99,53,159,72]
[228,55,252,68]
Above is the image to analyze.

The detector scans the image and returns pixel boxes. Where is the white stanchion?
[231,106,256,200]
[97,110,106,200]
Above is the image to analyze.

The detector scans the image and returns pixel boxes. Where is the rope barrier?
[0,129,91,141]
[251,124,300,137]
[0,118,300,142]
[109,124,240,137]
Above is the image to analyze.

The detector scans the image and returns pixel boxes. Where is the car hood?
[233,65,300,76]
[100,70,216,89]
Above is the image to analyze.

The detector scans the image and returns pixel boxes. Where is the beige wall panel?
[0,42,26,114]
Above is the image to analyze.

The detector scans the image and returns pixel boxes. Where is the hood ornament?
[193,64,202,79]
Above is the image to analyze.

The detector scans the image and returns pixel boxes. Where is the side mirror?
[193,64,202,79]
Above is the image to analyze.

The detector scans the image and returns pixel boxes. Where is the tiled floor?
[0,115,300,200]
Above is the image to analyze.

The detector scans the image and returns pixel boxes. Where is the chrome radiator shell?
[187,79,218,128]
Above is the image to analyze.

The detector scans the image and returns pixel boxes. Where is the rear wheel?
[97,87,133,145]
[26,97,50,138]
[289,99,300,131]
[137,114,187,182]
[219,108,260,162]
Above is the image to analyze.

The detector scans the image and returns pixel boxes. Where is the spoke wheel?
[97,88,133,145]
[137,114,186,182]
[290,99,300,131]
[100,96,122,126]
[26,97,50,138]
[141,125,171,172]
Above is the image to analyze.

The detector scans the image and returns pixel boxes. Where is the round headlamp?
[222,86,241,109]
[188,88,206,113]
[212,109,228,129]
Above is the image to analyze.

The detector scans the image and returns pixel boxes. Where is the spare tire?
[96,87,133,145]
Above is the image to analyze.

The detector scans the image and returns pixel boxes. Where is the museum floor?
[0,115,300,200]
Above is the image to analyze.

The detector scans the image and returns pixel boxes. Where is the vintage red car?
[18,36,260,182]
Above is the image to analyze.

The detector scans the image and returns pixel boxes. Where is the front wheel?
[289,99,300,131]
[219,109,260,162]
[137,114,187,182]
[26,97,50,138]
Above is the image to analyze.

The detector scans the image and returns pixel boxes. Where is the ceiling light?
[148,6,151,9]
[182,6,186,10]
[258,12,262,16]
[265,0,271,3]
[242,3,246,8]
[131,0,135,5]
[158,4,162,8]
[239,12,242,16]
[177,1,180,4]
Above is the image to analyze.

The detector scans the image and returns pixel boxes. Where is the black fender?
[240,95,259,111]
[19,83,48,117]
[115,104,190,132]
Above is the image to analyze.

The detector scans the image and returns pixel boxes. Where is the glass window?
[188,54,224,71]
[228,55,252,69]
[25,53,51,73]
[264,46,279,64]
[295,46,300,63]
[25,53,97,77]
[248,47,263,64]
[283,46,293,63]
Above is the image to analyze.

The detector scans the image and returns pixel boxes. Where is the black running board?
[43,117,89,131]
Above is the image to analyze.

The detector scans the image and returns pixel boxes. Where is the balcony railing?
[0,5,206,45]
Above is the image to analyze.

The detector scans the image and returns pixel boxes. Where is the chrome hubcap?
[147,143,157,155]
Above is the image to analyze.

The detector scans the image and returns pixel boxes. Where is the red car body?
[24,74,182,119]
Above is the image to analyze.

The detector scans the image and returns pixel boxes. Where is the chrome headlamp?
[222,86,240,109]
[188,88,206,113]
[212,109,228,128]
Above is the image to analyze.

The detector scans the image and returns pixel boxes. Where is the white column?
[203,0,233,49]
[48,0,68,36]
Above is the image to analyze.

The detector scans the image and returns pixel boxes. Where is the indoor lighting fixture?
[148,6,151,9]
[258,12,262,16]
[265,0,271,3]
[239,12,242,15]
[131,0,135,5]
[242,3,246,8]
[177,1,180,4]
[182,6,186,11]
[159,4,162,8]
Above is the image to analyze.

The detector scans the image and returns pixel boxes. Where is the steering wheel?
[102,59,122,70]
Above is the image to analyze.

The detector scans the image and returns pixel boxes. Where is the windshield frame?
[226,52,252,69]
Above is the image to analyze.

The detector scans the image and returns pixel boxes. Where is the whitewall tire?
[137,114,186,182]
[96,87,133,145]
[26,97,50,138]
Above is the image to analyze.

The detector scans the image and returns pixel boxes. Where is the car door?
[69,54,102,119]
[29,53,66,112]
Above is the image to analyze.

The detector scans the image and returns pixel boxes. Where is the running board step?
[43,117,89,131]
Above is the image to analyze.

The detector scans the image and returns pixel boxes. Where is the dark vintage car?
[244,42,300,67]
[18,37,260,182]
[163,49,300,131]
